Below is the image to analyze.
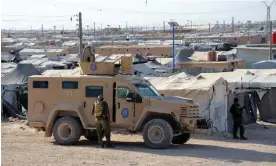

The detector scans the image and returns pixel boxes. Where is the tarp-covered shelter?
[145,73,228,132]
[133,64,155,75]
[1,63,41,85]
[164,47,193,67]
[145,60,171,72]
[1,62,17,78]
[252,60,276,69]
[1,63,40,119]
[1,52,15,62]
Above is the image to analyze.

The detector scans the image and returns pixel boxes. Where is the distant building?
[95,45,173,57]
[19,48,69,59]
[236,45,276,68]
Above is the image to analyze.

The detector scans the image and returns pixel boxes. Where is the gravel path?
[2,121,276,166]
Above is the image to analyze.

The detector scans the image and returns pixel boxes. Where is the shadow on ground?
[193,123,276,146]
[53,139,276,164]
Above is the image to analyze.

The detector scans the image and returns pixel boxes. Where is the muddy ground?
[1,121,276,166]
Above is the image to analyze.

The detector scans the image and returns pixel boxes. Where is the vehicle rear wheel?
[143,119,173,149]
[172,133,191,144]
[53,117,82,145]
[84,130,98,142]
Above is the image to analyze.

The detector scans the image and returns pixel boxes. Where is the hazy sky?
[1,0,276,30]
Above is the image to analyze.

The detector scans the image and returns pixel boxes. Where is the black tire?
[143,119,173,149]
[172,133,191,144]
[53,117,82,145]
[84,130,98,142]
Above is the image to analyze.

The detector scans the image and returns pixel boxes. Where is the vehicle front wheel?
[143,119,173,149]
[53,117,82,145]
[172,133,191,144]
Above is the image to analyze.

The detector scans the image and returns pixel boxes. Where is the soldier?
[230,98,247,140]
[92,95,113,148]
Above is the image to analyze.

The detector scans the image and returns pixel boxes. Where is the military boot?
[105,139,114,148]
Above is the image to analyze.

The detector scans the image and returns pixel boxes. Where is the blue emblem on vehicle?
[90,64,97,71]
[121,108,129,118]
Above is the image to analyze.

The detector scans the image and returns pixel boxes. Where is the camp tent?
[1,63,41,85]
[200,69,276,126]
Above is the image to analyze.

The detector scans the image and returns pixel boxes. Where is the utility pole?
[132,26,134,34]
[216,21,219,33]
[93,22,96,36]
[77,12,83,61]
[223,20,225,33]
[107,25,110,35]
[247,21,251,44]
[262,0,275,43]
[232,17,235,33]
[269,21,273,60]
[41,24,44,38]
[53,26,56,38]
[86,25,89,36]
[126,21,128,32]
[163,21,165,32]
[208,23,211,34]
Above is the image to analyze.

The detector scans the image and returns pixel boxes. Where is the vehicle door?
[82,81,108,127]
[115,83,135,127]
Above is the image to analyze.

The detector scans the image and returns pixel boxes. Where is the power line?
[2,14,72,17]
[2,6,251,17]
[2,19,71,22]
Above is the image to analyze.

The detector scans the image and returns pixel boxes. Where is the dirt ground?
[1,121,276,166]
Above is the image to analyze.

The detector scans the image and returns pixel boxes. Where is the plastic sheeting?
[1,52,15,62]
[1,62,17,78]
[252,60,276,69]
[164,47,193,67]
[133,64,155,75]
[1,63,41,85]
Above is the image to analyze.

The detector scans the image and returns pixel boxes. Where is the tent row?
[145,69,276,132]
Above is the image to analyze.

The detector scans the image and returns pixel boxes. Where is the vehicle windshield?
[133,83,161,97]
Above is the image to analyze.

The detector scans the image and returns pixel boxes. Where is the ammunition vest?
[94,101,104,117]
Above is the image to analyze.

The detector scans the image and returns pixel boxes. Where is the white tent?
[146,73,228,132]
[200,69,276,91]
[200,69,276,124]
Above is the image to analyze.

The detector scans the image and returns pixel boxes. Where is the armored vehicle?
[28,46,200,149]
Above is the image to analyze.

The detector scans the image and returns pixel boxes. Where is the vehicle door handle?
[83,101,86,108]
[118,102,120,109]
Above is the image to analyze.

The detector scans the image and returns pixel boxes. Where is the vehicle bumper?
[179,118,198,132]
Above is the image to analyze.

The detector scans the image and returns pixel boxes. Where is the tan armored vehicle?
[28,46,200,149]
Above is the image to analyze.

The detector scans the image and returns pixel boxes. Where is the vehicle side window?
[33,81,48,89]
[62,81,78,89]
[117,87,131,98]
[86,86,103,97]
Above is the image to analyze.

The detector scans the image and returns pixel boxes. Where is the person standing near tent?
[230,98,247,140]
[91,95,114,148]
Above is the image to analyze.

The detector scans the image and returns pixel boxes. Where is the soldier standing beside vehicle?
[92,95,114,148]
[230,98,247,140]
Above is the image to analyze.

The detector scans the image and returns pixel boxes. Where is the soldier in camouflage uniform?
[92,95,113,148]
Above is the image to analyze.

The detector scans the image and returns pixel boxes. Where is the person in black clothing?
[230,98,247,140]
